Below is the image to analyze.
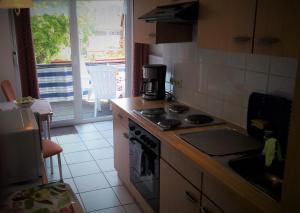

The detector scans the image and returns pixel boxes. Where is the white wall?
[0,9,20,102]
[150,42,298,128]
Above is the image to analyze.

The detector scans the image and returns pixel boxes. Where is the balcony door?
[30,0,128,125]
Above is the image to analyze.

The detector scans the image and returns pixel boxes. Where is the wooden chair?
[35,113,63,181]
[1,80,16,101]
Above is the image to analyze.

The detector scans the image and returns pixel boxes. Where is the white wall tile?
[150,44,163,56]
[149,55,164,64]
[192,92,207,111]
[223,68,246,105]
[197,63,209,93]
[270,56,298,78]
[223,102,244,126]
[199,49,227,65]
[204,96,224,118]
[150,43,297,128]
[162,43,178,59]
[205,63,226,99]
[176,42,198,63]
[268,75,295,99]
[244,71,268,106]
[227,52,247,69]
[246,54,270,73]
[242,108,248,128]
[174,62,198,91]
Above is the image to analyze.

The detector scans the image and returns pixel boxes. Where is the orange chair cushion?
[42,139,63,158]
[1,80,16,102]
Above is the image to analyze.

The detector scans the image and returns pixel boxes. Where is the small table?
[0,99,53,139]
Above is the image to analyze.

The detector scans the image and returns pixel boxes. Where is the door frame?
[50,0,131,127]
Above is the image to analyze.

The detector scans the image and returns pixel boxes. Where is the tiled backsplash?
[150,43,298,128]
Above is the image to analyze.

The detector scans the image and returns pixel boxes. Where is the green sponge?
[262,138,282,167]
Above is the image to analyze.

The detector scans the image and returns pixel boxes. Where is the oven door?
[129,137,160,212]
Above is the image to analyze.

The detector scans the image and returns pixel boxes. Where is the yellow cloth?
[263,138,282,167]
[251,119,269,130]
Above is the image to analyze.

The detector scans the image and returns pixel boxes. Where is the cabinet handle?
[123,133,129,139]
[232,36,251,43]
[256,37,280,45]
[201,207,210,213]
[185,191,198,203]
[148,33,156,37]
[118,113,124,119]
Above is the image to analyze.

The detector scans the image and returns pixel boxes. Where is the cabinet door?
[133,0,157,44]
[160,159,201,213]
[201,195,223,213]
[203,173,264,213]
[197,0,256,53]
[113,115,130,184]
[253,0,300,57]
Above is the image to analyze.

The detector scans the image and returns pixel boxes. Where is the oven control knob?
[129,126,135,131]
[135,130,141,135]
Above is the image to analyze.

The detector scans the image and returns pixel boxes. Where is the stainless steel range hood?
[138,1,199,23]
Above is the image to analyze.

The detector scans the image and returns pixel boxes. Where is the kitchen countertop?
[111,97,280,213]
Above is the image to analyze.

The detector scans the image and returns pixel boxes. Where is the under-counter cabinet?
[112,105,130,185]
[160,159,201,213]
[133,0,194,44]
[198,0,300,57]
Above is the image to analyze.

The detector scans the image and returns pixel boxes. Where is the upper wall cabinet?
[133,0,195,44]
[0,0,32,8]
[197,0,256,53]
[253,0,300,57]
[198,0,300,57]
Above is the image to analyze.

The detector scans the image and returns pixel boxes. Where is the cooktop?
[133,103,224,131]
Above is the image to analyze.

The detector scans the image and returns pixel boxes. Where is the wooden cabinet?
[159,0,194,5]
[133,0,194,44]
[198,0,256,53]
[198,0,300,56]
[112,104,130,185]
[160,159,201,213]
[253,0,300,57]
[201,195,223,213]
[202,173,263,213]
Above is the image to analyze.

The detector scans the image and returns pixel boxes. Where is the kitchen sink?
[228,155,284,201]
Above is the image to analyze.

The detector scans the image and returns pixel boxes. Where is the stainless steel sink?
[228,155,284,201]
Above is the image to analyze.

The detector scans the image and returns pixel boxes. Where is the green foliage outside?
[31,14,96,64]
[31,14,70,64]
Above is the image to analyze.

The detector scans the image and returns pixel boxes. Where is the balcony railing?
[37,60,125,103]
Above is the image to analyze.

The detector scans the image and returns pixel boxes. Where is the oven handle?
[129,137,141,145]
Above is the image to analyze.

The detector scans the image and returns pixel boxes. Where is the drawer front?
[160,159,201,213]
[203,173,263,213]
[112,104,129,129]
[201,195,224,213]
[113,119,130,184]
[161,141,202,190]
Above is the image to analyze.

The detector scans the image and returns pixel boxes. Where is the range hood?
[138,1,199,23]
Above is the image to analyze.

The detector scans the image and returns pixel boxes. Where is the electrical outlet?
[177,80,183,88]
[170,78,183,88]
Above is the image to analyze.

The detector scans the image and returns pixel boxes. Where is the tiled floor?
[51,101,113,122]
[47,121,142,213]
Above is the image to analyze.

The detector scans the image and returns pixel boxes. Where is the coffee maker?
[140,64,166,100]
